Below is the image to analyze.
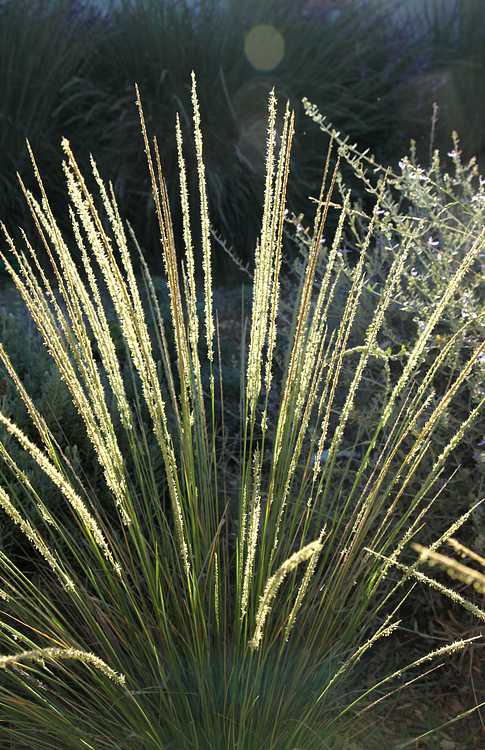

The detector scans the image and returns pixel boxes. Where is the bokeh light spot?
[244,25,285,72]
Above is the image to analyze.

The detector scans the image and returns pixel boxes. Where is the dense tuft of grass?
[414,0,485,166]
[0,78,483,749]
[0,0,100,256]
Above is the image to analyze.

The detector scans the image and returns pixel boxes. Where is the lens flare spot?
[244,25,285,72]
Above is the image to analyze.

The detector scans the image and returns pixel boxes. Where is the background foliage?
[2,0,484,281]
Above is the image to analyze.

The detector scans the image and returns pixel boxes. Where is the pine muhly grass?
[0,77,483,749]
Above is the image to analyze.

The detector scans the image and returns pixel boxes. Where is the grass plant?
[0,77,483,749]
[414,0,485,165]
[0,0,99,256]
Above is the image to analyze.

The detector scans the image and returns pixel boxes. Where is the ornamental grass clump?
[0,77,483,749]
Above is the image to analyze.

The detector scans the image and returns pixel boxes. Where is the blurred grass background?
[1,0,484,283]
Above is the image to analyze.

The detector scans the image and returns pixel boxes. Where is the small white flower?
[471,194,485,204]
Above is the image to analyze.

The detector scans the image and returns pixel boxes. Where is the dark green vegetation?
[1,0,484,280]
